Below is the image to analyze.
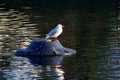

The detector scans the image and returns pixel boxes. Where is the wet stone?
[15,39,76,57]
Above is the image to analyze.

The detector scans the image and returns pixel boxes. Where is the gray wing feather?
[46,28,58,36]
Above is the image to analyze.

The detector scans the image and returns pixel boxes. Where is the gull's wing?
[46,28,58,37]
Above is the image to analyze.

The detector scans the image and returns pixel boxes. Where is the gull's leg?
[54,37,59,41]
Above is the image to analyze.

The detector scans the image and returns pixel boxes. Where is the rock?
[15,39,76,57]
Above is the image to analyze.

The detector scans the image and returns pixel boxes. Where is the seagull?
[45,24,64,40]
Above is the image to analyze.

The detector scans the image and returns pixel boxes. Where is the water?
[0,0,118,80]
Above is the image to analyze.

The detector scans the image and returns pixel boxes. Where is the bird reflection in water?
[27,56,65,80]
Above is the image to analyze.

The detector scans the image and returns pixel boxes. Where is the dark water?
[0,0,118,80]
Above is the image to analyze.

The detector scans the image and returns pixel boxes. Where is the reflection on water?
[28,56,64,80]
[0,0,117,80]
[28,56,63,66]
[0,54,64,80]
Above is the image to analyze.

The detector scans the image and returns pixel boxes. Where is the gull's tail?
[45,36,50,39]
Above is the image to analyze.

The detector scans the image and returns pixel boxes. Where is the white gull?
[45,24,64,40]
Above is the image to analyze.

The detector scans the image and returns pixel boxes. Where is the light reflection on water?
[0,1,118,80]
[0,8,40,53]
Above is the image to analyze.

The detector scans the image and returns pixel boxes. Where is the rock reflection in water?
[0,55,64,80]
[28,56,64,80]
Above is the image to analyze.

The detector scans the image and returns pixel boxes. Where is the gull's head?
[56,24,64,28]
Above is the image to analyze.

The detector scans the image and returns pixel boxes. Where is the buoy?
[15,39,76,57]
